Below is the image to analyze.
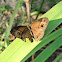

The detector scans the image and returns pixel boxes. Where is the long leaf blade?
[21,28,62,62]
[44,18,62,37]
[33,36,62,62]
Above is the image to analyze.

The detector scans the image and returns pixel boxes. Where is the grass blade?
[41,1,62,20]
[53,53,62,62]
[44,18,62,37]
[5,0,23,46]
[21,28,62,62]
[33,36,62,62]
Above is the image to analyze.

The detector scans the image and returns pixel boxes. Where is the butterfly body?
[11,17,49,42]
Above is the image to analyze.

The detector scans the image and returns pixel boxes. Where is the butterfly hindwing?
[11,26,33,42]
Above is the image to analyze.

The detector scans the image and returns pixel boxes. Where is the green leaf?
[0,38,40,62]
[31,1,62,19]
[44,18,62,37]
[36,0,45,19]
[21,28,62,62]
[33,36,62,62]
[41,1,62,20]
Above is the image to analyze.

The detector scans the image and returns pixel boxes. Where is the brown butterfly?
[11,17,49,42]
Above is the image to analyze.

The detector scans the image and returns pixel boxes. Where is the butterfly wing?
[30,17,49,41]
[11,26,33,42]
[11,26,27,38]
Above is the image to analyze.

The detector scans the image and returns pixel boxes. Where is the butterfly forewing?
[30,17,49,41]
